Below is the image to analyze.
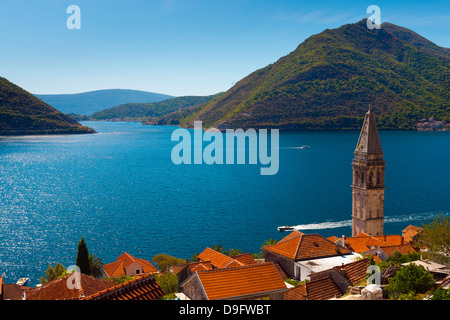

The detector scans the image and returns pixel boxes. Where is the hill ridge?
[168,19,449,131]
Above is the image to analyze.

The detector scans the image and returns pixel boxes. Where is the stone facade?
[351,107,385,236]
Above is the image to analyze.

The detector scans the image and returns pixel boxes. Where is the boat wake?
[292,211,448,231]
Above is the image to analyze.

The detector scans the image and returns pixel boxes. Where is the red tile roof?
[381,244,417,257]
[192,262,288,300]
[198,247,234,269]
[285,258,370,300]
[197,248,255,269]
[102,252,158,277]
[232,253,257,265]
[334,258,370,284]
[344,233,406,253]
[285,276,342,300]
[402,225,423,234]
[189,261,214,272]
[83,273,165,300]
[25,273,115,300]
[0,277,29,300]
[263,231,351,260]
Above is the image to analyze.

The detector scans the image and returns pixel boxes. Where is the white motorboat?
[16,277,30,286]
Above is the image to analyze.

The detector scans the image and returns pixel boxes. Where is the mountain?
[172,19,450,130]
[0,77,95,135]
[89,94,220,121]
[35,89,174,116]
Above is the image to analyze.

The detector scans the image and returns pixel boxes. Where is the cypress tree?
[76,237,92,275]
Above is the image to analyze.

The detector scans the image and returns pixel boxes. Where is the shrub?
[386,263,434,299]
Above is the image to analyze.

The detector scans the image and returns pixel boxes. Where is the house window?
[136,269,140,274]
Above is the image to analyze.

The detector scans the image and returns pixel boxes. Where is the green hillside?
[0,77,95,135]
[90,94,220,121]
[36,89,174,116]
[174,19,450,130]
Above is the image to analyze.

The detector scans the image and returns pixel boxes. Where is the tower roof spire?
[355,106,383,155]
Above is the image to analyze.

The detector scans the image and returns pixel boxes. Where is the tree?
[225,248,243,257]
[386,263,434,299]
[40,263,67,284]
[152,254,185,272]
[254,238,278,259]
[88,253,104,278]
[212,245,225,253]
[154,273,178,297]
[429,287,450,300]
[416,214,450,264]
[76,237,92,275]
[378,251,422,271]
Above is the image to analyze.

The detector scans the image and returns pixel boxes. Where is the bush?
[152,254,186,272]
[386,263,434,299]
[429,287,450,300]
[154,273,178,296]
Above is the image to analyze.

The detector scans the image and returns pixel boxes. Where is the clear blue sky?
[0,0,448,96]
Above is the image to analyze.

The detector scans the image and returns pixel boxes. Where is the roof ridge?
[83,273,154,300]
[295,233,304,260]
[197,261,272,274]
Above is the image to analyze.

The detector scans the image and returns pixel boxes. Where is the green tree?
[88,253,104,278]
[416,214,450,264]
[76,237,92,275]
[378,251,422,271]
[154,273,178,296]
[254,238,278,258]
[152,254,185,272]
[212,245,225,253]
[386,263,435,299]
[226,248,243,257]
[429,287,450,300]
[40,263,67,284]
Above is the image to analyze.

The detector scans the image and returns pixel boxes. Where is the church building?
[351,107,386,236]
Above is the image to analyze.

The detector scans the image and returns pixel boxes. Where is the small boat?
[278,225,295,232]
[16,277,30,286]
[301,145,310,149]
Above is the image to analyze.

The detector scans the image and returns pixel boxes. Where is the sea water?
[0,121,448,285]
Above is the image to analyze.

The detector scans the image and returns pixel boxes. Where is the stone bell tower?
[351,106,386,236]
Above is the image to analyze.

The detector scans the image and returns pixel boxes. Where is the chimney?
[342,235,346,247]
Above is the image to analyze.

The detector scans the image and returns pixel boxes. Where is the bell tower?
[351,106,386,236]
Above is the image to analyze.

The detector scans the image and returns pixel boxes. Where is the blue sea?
[0,121,448,286]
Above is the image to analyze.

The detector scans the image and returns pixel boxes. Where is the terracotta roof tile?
[25,273,115,300]
[198,247,234,269]
[190,261,214,272]
[402,225,423,234]
[83,273,165,300]
[197,248,255,269]
[170,264,187,275]
[284,277,342,300]
[344,233,406,253]
[381,244,417,257]
[102,252,158,277]
[284,259,370,300]
[335,258,370,284]
[193,262,288,300]
[263,232,351,261]
[232,253,257,265]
